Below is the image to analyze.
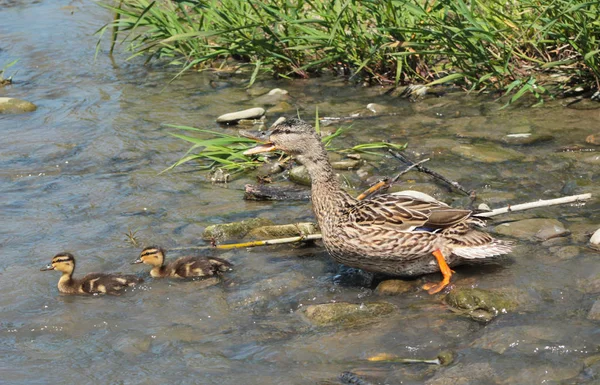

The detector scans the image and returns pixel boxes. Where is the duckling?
[41,252,143,295]
[132,246,233,279]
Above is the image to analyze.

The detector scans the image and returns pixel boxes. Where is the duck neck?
[296,145,355,227]
[58,272,75,291]
[151,265,167,278]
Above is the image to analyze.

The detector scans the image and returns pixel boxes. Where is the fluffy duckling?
[41,252,143,295]
[133,246,233,279]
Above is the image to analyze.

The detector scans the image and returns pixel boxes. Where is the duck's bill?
[243,143,276,155]
[131,258,142,265]
[241,130,275,155]
[40,264,54,271]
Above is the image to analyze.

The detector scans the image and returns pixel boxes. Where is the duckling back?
[165,255,233,279]
[78,273,143,295]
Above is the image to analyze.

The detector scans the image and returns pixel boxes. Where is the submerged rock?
[444,288,517,323]
[300,302,396,327]
[495,218,569,241]
[501,133,554,146]
[331,159,361,170]
[247,222,319,239]
[451,143,525,163]
[0,97,37,113]
[216,107,265,124]
[375,279,414,295]
[203,218,274,241]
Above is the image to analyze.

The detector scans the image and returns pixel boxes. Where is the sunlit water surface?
[1,2,599,384]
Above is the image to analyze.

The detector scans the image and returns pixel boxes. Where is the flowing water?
[1,2,599,384]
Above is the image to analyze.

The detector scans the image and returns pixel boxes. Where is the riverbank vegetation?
[98,0,599,105]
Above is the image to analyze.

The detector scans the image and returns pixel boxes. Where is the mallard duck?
[132,246,233,279]
[243,118,513,294]
[41,253,143,295]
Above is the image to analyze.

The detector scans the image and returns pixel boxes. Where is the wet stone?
[590,228,600,251]
[203,218,274,241]
[246,86,270,97]
[587,300,600,320]
[450,144,525,163]
[501,133,554,146]
[331,159,361,170]
[425,362,497,385]
[366,103,390,114]
[0,97,37,113]
[288,165,311,186]
[216,107,265,123]
[550,245,580,260]
[267,101,293,113]
[246,222,319,239]
[444,288,517,323]
[375,279,414,295]
[470,325,564,354]
[495,218,569,241]
[300,302,396,328]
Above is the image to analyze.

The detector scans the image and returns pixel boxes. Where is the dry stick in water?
[388,150,473,196]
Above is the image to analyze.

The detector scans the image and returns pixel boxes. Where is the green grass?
[164,122,406,175]
[97,0,600,105]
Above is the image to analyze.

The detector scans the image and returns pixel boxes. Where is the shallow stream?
[1,2,599,384]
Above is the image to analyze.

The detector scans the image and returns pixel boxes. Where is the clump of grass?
[97,0,600,105]
[0,59,19,86]
[164,122,406,175]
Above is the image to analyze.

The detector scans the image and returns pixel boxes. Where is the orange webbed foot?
[423,249,453,295]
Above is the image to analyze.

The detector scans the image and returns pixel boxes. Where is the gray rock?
[552,245,580,260]
[495,219,568,241]
[451,144,525,163]
[288,165,311,186]
[588,300,600,320]
[0,97,37,113]
[300,302,396,327]
[216,107,265,123]
[203,218,274,241]
[470,325,564,354]
[425,362,498,385]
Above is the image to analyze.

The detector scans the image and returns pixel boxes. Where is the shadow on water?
[1,1,599,384]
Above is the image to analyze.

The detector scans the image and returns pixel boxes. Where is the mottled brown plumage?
[243,118,513,293]
[133,246,233,279]
[41,253,143,295]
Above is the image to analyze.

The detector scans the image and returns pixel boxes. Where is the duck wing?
[347,194,472,231]
[80,273,142,295]
[171,256,231,278]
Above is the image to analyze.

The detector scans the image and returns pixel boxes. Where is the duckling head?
[242,118,321,158]
[132,246,165,267]
[41,253,75,275]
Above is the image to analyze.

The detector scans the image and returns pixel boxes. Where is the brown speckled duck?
[243,118,513,294]
[41,253,143,295]
[132,246,233,279]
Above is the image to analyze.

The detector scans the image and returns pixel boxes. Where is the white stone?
[216,107,265,123]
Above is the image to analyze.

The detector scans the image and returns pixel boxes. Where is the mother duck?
[243,118,512,294]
